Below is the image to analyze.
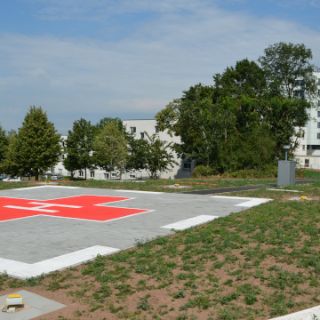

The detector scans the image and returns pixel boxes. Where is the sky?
[0,0,320,133]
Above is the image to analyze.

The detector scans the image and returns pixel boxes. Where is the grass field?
[60,176,276,192]
[0,172,319,319]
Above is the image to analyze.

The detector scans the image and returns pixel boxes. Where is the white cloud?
[1,1,320,132]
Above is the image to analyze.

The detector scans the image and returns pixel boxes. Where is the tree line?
[156,42,316,174]
[0,108,176,180]
[0,41,316,180]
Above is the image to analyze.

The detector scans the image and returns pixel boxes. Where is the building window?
[318,122,320,129]
[294,90,304,99]
[130,127,136,134]
[140,132,145,139]
[317,133,320,139]
[90,170,95,178]
[183,159,192,171]
[305,159,309,168]
[318,90,320,97]
[318,110,320,117]
[79,170,84,177]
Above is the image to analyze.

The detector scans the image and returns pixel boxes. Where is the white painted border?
[269,305,320,320]
[10,185,80,191]
[162,215,219,231]
[267,188,302,193]
[0,246,119,279]
[114,189,163,194]
[211,195,272,208]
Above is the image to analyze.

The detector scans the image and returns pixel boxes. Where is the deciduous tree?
[15,106,61,180]
[64,118,95,179]
[93,121,128,178]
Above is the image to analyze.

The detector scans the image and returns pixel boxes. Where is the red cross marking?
[0,195,148,222]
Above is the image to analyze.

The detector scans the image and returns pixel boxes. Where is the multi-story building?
[294,71,320,169]
[53,119,195,180]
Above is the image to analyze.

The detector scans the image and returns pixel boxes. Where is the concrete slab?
[269,305,320,320]
[0,186,271,278]
[0,290,65,320]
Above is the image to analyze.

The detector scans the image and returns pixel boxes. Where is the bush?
[192,165,216,178]
[223,165,277,178]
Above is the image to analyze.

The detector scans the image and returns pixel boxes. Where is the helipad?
[0,186,271,279]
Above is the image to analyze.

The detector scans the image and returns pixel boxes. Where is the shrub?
[192,165,216,178]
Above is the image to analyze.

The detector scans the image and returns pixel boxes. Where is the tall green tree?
[64,118,95,180]
[14,106,61,180]
[157,84,216,166]
[95,117,124,133]
[259,42,316,97]
[126,137,149,172]
[1,132,18,176]
[157,42,314,172]
[144,133,176,179]
[213,59,267,98]
[0,126,8,172]
[93,121,128,177]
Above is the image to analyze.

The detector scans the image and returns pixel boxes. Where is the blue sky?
[1,0,320,133]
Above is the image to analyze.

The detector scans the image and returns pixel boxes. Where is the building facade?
[294,71,320,169]
[53,119,194,180]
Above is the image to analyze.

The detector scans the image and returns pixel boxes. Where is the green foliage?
[64,118,95,179]
[213,59,266,98]
[156,42,313,174]
[11,106,60,180]
[0,126,8,173]
[192,165,216,177]
[95,117,124,132]
[144,133,177,179]
[0,131,19,176]
[126,137,149,171]
[0,127,7,161]
[259,42,315,98]
[92,120,128,174]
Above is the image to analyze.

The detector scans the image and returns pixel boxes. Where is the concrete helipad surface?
[0,290,65,320]
[0,186,271,279]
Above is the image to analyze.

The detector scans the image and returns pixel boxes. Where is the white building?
[294,71,320,169]
[53,119,194,180]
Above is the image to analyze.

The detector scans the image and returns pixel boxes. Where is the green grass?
[59,176,276,192]
[0,181,36,190]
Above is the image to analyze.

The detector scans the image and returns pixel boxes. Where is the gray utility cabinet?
[277,160,296,187]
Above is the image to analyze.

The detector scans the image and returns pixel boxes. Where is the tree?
[126,137,149,172]
[213,59,267,98]
[0,130,18,175]
[0,126,8,172]
[259,42,316,98]
[64,118,95,179]
[92,121,128,177]
[95,117,124,133]
[261,96,309,157]
[144,133,176,179]
[157,84,217,166]
[14,106,61,180]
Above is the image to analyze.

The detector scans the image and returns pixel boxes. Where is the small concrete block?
[0,290,65,320]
